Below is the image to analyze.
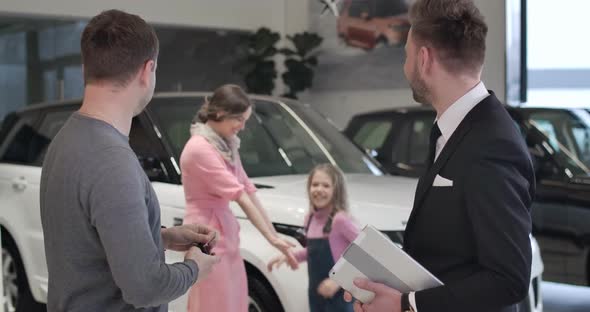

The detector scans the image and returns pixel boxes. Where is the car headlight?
[273,223,307,247]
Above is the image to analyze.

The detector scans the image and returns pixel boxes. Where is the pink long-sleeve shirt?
[294,210,360,263]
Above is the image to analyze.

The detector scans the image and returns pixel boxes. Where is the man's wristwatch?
[401,293,415,312]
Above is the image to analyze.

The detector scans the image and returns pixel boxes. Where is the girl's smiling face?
[309,170,335,211]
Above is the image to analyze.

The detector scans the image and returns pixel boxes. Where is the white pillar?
[272,0,311,97]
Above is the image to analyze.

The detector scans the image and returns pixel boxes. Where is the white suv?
[0,93,543,312]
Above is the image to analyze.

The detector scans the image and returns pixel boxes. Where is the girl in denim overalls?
[268,164,360,312]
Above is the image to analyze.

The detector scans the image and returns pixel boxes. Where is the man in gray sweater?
[40,9,219,311]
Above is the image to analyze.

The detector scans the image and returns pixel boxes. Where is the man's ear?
[139,59,155,86]
[418,46,433,76]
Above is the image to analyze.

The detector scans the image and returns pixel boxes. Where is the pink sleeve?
[236,154,257,194]
[181,138,244,201]
[332,212,360,243]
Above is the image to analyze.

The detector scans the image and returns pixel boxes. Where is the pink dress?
[180,135,257,312]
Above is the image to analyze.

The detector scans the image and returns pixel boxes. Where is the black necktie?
[427,122,442,169]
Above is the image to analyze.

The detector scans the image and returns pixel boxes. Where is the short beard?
[410,72,430,106]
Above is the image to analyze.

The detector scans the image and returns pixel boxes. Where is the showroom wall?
[0,18,253,121]
[0,0,310,37]
[0,0,285,31]
[0,0,310,120]
[0,0,506,129]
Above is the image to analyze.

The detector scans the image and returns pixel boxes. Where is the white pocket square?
[433,174,453,187]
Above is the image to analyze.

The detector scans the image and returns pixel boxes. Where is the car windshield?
[147,96,383,177]
[549,144,590,177]
[527,109,590,175]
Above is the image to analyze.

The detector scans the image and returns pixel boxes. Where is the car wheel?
[248,274,283,312]
[2,238,45,312]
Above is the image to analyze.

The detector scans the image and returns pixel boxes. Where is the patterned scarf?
[190,122,240,164]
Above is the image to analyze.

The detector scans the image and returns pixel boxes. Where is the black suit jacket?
[403,93,535,312]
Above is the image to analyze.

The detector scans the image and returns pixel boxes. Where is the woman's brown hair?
[193,84,252,123]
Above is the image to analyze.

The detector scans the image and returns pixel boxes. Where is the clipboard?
[329,225,443,303]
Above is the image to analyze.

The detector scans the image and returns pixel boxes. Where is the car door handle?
[12,176,28,191]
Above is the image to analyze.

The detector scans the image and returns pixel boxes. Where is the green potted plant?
[279,32,323,99]
[234,27,280,95]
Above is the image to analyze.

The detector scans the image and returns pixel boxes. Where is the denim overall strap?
[306,215,353,312]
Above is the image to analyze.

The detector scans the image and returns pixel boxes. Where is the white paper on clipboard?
[329,225,443,303]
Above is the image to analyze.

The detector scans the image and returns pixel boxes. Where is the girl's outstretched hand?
[267,254,287,272]
[318,278,340,299]
[270,236,299,270]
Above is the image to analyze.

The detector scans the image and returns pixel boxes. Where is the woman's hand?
[267,254,288,272]
[269,236,299,270]
[317,278,341,299]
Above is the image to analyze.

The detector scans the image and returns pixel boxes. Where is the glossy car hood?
[246,174,417,231]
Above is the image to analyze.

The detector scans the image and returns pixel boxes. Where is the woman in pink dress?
[180,84,298,312]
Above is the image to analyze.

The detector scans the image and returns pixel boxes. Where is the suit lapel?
[413,121,472,208]
[404,121,472,240]
[403,94,496,246]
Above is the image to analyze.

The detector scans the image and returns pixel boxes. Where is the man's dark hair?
[409,0,487,74]
[81,9,159,86]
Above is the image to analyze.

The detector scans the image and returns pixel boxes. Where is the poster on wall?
[310,0,412,91]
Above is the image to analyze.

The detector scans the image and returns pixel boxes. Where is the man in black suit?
[345,0,535,311]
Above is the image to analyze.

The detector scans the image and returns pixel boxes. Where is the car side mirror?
[373,151,387,163]
[137,155,164,180]
[537,159,558,178]
[529,145,557,178]
[367,149,378,158]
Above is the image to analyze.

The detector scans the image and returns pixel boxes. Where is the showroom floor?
[543,282,590,312]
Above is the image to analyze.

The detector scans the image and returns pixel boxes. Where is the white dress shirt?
[409,81,489,311]
[435,81,490,160]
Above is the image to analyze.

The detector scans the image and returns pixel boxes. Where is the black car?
[345,106,590,286]
[518,107,590,169]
